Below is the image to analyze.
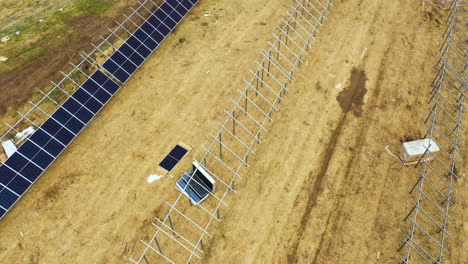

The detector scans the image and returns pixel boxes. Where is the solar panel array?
[103,0,197,83]
[177,169,213,205]
[0,0,198,220]
[159,144,189,171]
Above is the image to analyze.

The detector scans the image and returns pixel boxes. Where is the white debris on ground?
[147,174,163,183]
[15,126,35,143]
[1,36,10,42]
[335,82,343,89]
[0,56,8,62]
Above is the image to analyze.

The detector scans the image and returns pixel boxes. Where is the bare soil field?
[0,0,466,263]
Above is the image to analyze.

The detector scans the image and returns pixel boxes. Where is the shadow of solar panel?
[18,140,41,160]
[169,145,188,160]
[8,176,30,196]
[159,155,178,171]
[31,150,54,169]
[0,188,18,209]
[0,165,16,186]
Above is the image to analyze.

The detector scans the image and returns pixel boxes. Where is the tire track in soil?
[287,2,386,262]
[287,67,371,263]
[311,39,393,263]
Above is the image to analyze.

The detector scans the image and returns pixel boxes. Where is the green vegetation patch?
[77,0,119,15]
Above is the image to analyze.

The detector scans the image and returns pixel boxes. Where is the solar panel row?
[0,71,119,219]
[103,0,198,83]
[0,0,198,221]
[159,144,188,171]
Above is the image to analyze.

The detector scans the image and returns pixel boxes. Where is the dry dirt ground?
[0,0,467,263]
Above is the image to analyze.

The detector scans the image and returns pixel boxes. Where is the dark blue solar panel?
[119,43,133,57]
[144,37,159,51]
[81,78,100,95]
[72,88,92,105]
[175,4,188,17]
[6,153,28,172]
[41,118,62,137]
[31,150,54,169]
[153,9,168,25]
[150,28,165,43]
[164,17,177,30]
[157,24,171,36]
[0,188,18,209]
[141,22,155,36]
[42,138,64,157]
[63,117,85,135]
[75,108,94,124]
[113,69,130,83]
[94,89,112,104]
[129,53,145,67]
[102,78,119,95]
[159,155,178,171]
[83,97,102,114]
[18,140,41,160]
[62,99,81,115]
[19,162,42,182]
[103,60,119,77]
[0,0,200,221]
[136,45,152,59]
[55,128,75,145]
[127,36,142,51]
[169,145,188,160]
[8,175,31,195]
[91,70,109,85]
[122,60,138,75]
[165,3,183,22]
[134,28,149,44]
[0,165,16,185]
[52,107,73,127]
[29,129,52,147]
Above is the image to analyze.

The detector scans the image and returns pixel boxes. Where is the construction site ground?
[0,0,466,263]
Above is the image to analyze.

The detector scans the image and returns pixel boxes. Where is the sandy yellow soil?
[0,0,466,263]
